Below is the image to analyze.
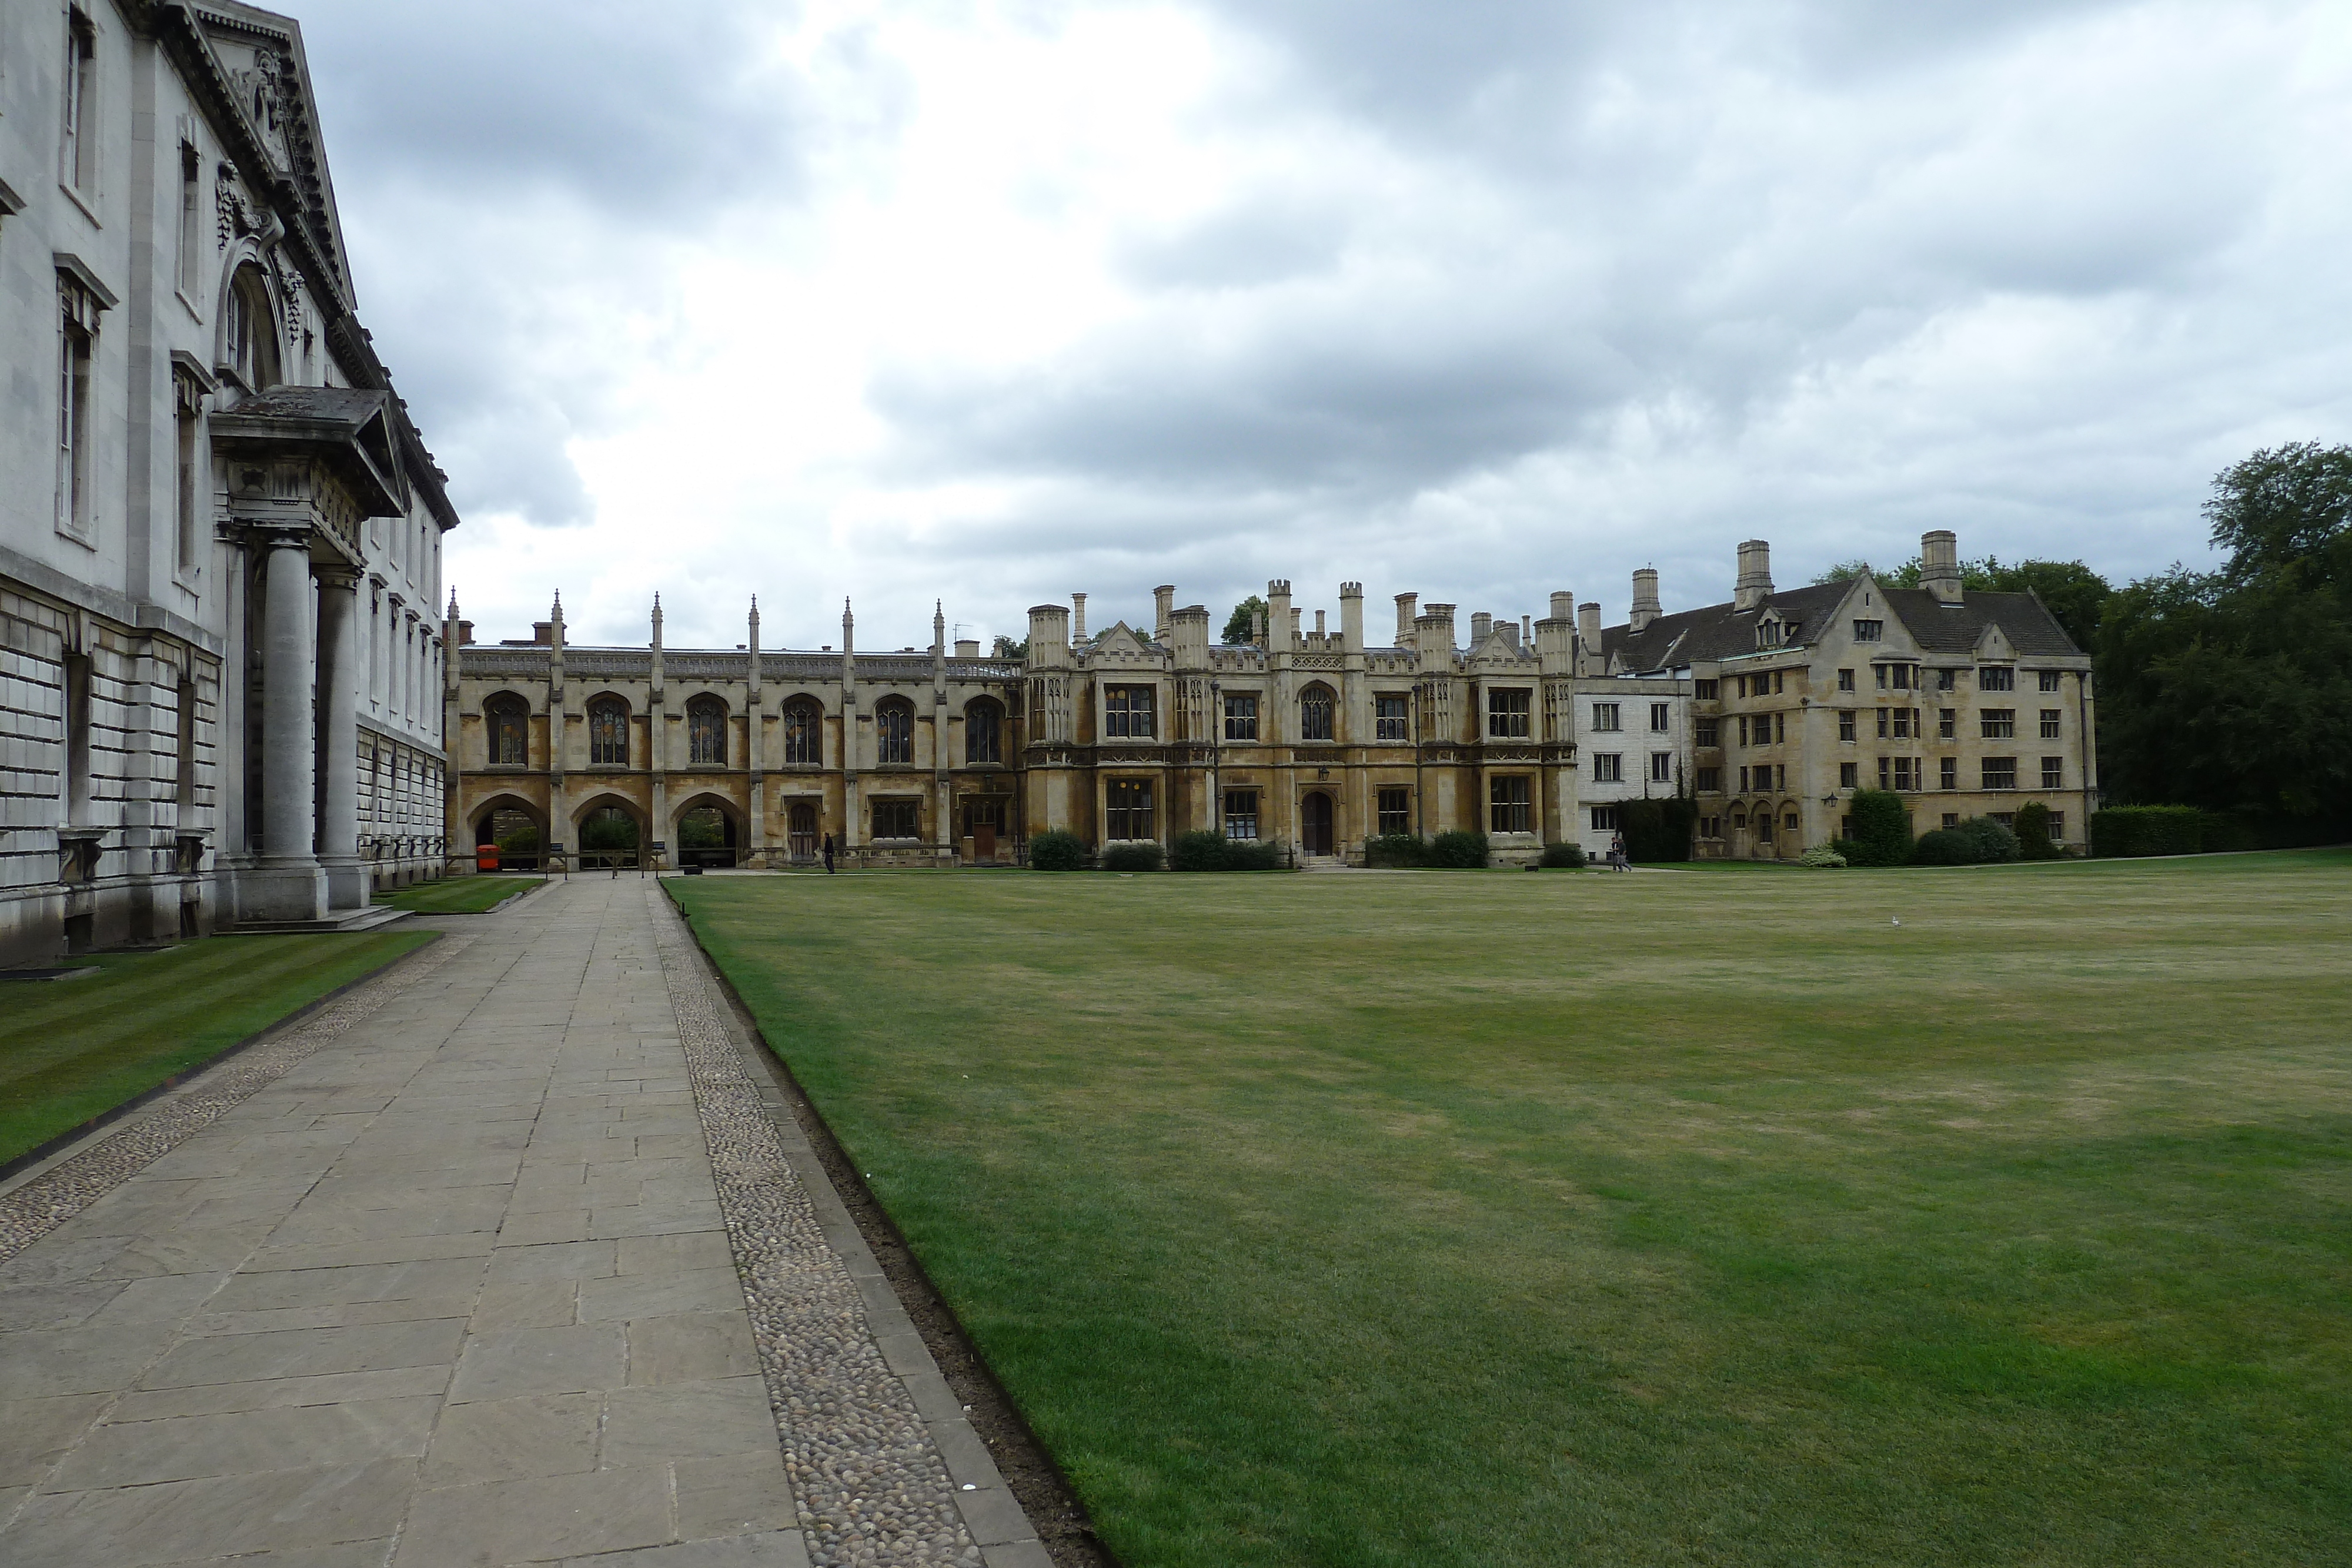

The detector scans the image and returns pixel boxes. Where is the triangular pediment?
[1974,621,2014,663]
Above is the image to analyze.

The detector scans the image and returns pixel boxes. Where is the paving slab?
[0,878,1034,1567]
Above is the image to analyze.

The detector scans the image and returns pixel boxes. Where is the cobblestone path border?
[647,887,985,1568]
[0,930,476,1268]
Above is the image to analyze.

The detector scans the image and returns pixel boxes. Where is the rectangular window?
[56,301,93,538]
[177,142,202,297]
[1874,665,1889,691]
[1589,805,1619,831]
[2047,812,2065,840]
[1943,813,1960,829]
[1739,765,1750,792]
[1939,708,1956,740]
[1838,668,1855,692]
[1893,758,1917,791]
[1738,716,1750,746]
[1982,757,2017,790]
[1992,811,2016,828]
[2042,755,2063,789]
[1876,708,1889,740]
[1376,785,1410,836]
[1223,691,1258,741]
[1105,684,1155,738]
[1106,778,1155,840]
[1937,668,1956,691]
[1693,679,1718,701]
[1224,788,1259,841]
[1374,693,1408,741]
[1650,702,1671,733]
[1839,761,1857,788]
[1591,702,1621,733]
[2040,708,2061,740]
[1878,757,1890,789]
[1489,776,1531,834]
[1981,709,2015,739]
[1839,710,1856,742]
[1488,687,1531,738]
[872,798,920,840]
[1593,753,1622,783]
[1695,717,1719,747]
[173,377,200,573]
[1891,664,1912,690]
[62,12,98,193]
[1980,666,2015,692]
[2039,670,2063,692]
[1940,757,1957,791]
[1650,752,1672,784]
[1892,708,1913,740]
[1696,766,1720,793]
[1853,619,1883,642]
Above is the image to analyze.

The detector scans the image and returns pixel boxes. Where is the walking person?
[822,833,836,875]
[1611,831,1631,872]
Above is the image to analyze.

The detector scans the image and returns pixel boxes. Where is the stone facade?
[452,531,2097,868]
[0,0,456,962]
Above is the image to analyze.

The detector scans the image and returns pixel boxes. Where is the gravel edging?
[0,931,476,1266]
[646,887,998,1568]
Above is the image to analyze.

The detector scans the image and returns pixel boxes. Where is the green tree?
[1223,595,1268,645]
[2094,444,2352,821]
[1840,789,1913,866]
[991,634,1029,661]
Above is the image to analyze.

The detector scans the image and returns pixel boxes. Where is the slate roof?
[1602,580,2082,672]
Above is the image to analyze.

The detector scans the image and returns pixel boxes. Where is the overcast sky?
[296,0,2352,652]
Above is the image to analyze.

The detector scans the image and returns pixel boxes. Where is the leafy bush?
[1028,828,1087,870]
[580,813,639,852]
[1101,841,1165,872]
[2091,805,2206,858]
[1911,817,2020,865]
[1171,830,1228,872]
[494,825,540,853]
[1799,844,1846,868]
[1222,839,1285,871]
[1539,842,1586,869]
[2013,801,2056,860]
[1620,798,1697,862]
[1364,834,1428,868]
[1427,830,1489,869]
[1842,790,1914,867]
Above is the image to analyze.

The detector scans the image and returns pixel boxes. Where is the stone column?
[250,531,326,921]
[316,566,369,910]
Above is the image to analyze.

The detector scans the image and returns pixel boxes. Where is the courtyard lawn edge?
[0,929,439,1173]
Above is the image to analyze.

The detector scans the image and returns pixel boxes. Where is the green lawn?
[0,930,435,1165]
[376,875,543,914]
[669,851,2352,1567]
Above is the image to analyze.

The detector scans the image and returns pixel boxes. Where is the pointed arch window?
[225,263,279,391]
[782,700,821,766]
[687,696,727,767]
[486,693,528,767]
[1298,683,1335,742]
[876,699,914,765]
[588,697,629,767]
[965,699,1002,764]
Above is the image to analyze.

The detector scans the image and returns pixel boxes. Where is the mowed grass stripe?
[673,850,2352,1567]
[376,875,543,914]
[0,931,435,1164]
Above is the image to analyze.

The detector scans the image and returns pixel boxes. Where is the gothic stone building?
[450,530,2095,868]
[1,0,456,962]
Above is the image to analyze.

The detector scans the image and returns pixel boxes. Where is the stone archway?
[469,793,546,871]
[673,793,744,870]
[573,794,646,868]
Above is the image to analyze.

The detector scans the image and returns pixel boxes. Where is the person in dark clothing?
[822,833,836,874]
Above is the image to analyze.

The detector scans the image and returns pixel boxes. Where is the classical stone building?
[1605,531,2099,857]
[451,531,2097,868]
[1,0,456,962]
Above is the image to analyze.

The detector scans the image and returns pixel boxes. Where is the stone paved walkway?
[0,878,1040,1568]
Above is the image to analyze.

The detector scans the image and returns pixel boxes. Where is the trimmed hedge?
[1171,830,1284,871]
[1843,790,1914,867]
[1540,842,1586,869]
[1428,830,1490,869]
[1101,842,1165,872]
[2092,806,2206,858]
[1028,829,1087,870]
[1364,834,1427,868]
[1620,798,1696,863]
[1911,817,2019,866]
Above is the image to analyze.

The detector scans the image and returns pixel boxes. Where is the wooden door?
[789,803,818,862]
[1302,791,1334,857]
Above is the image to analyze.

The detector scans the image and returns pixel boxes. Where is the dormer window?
[1756,614,1786,648]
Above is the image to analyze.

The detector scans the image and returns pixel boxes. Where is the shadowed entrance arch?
[469,793,546,870]
[1301,790,1334,857]
[674,793,743,869]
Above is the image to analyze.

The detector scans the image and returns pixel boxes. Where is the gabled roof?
[1602,580,2082,672]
